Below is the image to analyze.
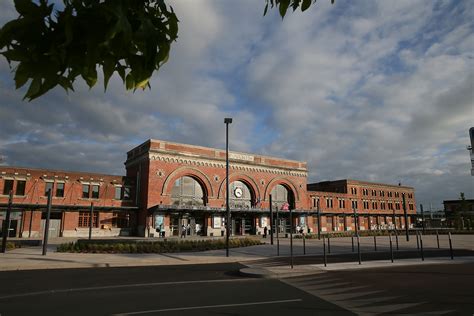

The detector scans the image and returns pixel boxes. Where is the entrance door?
[233,218,243,235]
[171,216,179,236]
[40,219,61,238]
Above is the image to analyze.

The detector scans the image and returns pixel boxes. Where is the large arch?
[264,177,300,203]
[161,166,214,199]
[217,172,260,203]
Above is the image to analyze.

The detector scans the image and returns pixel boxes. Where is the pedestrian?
[181,224,186,238]
[263,226,268,238]
[186,223,191,236]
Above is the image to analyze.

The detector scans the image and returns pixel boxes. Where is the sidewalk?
[1,235,473,273]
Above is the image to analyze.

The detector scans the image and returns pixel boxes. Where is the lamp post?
[224,117,232,257]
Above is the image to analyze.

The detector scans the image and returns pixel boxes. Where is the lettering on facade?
[229,153,254,162]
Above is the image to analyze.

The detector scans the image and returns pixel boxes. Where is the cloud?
[0,0,472,210]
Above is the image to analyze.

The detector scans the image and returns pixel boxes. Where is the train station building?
[0,139,417,238]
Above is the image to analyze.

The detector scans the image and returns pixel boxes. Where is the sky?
[0,0,473,211]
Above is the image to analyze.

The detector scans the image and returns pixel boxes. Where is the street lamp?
[224,117,232,257]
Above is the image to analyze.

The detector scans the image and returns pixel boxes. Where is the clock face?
[234,187,243,198]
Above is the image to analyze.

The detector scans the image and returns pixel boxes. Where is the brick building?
[0,139,416,238]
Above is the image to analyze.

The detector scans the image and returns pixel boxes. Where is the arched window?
[270,184,294,209]
[229,180,253,209]
[171,176,205,206]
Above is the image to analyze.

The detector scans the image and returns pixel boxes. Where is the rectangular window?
[3,179,14,195]
[123,186,131,200]
[78,211,98,228]
[16,180,26,196]
[44,182,54,196]
[115,187,122,200]
[91,185,99,199]
[82,184,90,198]
[56,182,65,197]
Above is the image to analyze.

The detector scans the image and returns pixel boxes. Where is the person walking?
[181,224,186,238]
[263,226,268,238]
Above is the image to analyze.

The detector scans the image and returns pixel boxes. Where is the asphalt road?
[0,263,352,316]
[283,262,474,315]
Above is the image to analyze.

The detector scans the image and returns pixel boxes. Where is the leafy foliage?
[264,0,335,18]
[0,0,178,101]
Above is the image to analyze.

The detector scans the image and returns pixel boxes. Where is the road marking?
[0,278,261,300]
[111,298,303,315]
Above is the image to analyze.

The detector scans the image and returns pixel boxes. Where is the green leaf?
[279,0,291,18]
[14,0,38,16]
[14,62,29,89]
[263,3,269,16]
[125,73,134,90]
[23,77,41,101]
[301,0,312,11]
[103,57,115,91]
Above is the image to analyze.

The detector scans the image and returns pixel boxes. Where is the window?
[171,176,206,206]
[91,185,99,199]
[409,204,414,210]
[44,182,54,196]
[82,184,90,198]
[16,180,26,196]
[114,186,122,200]
[351,200,358,209]
[78,211,98,227]
[123,186,131,200]
[56,182,64,197]
[372,201,377,209]
[112,212,130,228]
[371,190,376,196]
[388,202,393,210]
[326,198,333,208]
[381,202,386,210]
[380,190,385,197]
[351,187,357,195]
[363,201,369,209]
[339,199,345,208]
[3,179,14,195]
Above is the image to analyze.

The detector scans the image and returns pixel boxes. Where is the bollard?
[395,230,399,250]
[327,234,331,253]
[389,233,394,263]
[436,229,440,249]
[374,235,377,251]
[416,230,420,249]
[323,235,327,267]
[420,232,424,261]
[357,234,361,265]
[351,235,354,252]
[303,233,306,255]
[277,238,280,256]
[448,232,454,260]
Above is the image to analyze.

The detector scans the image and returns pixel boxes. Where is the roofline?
[309,179,414,189]
[128,138,307,166]
[0,165,126,178]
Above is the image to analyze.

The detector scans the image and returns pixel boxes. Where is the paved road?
[283,262,474,315]
[0,263,353,316]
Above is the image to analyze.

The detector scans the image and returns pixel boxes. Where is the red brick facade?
[0,139,416,238]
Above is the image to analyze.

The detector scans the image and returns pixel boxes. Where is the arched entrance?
[166,176,207,236]
[270,184,295,234]
[229,180,256,235]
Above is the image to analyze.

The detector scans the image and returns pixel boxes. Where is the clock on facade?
[234,187,243,198]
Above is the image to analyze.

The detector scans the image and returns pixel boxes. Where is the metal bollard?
[395,230,399,250]
[303,233,306,255]
[389,233,394,263]
[277,238,280,256]
[374,235,377,251]
[351,235,354,252]
[416,230,420,249]
[436,229,440,249]
[420,232,424,261]
[357,234,361,265]
[448,232,454,260]
[323,235,327,267]
[327,234,331,253]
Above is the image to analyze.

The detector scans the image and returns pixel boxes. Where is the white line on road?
[111,299,303,315]
[0,278,261,300]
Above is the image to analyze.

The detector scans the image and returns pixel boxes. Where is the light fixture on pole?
[224,117,232,257]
